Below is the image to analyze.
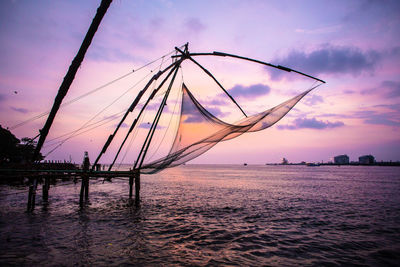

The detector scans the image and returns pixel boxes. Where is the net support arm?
[107,61,182,170]
[91,60,180,170]
[91,73,156,170]
[188,57,247,117]
[174,46,247,117]
[173,52,326,84]
[33,0,113,161]
[134,62,181,170]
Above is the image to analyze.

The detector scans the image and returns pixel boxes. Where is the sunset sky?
[1,0,399,165]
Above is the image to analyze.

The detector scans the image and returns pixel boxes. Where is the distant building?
[359,155,375,165]
[282,158,288,165]
[334,154,349,164]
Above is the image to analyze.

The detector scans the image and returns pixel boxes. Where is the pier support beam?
[80,174,90,205]
[79,175,85,205]
[85,175,89,200]
[42,177,50,202]
[135,171,140,205]
[129,175,134,199]
[80,151,90,206]
[27,178,38,212]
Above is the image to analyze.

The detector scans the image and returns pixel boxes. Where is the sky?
[0,0,399,165]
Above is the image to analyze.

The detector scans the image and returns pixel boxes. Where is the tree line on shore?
[0,125,43,165]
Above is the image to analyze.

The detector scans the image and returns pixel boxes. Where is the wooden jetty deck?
[0,168,140,211]
[0,168,133,178]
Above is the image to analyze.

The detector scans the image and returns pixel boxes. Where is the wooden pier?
[0,168,140,211]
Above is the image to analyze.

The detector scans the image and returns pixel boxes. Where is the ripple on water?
[1,165,400,266]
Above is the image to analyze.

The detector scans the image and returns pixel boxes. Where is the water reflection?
[0,165,399,265]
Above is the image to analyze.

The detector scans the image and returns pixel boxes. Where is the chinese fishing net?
[140,82,320,174]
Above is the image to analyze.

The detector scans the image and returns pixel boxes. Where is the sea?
[0,165,399,266]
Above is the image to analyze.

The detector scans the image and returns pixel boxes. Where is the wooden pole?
[85,175,89,201]
[42,177,49,202]
[129,175,134,198]
[27,180,33,211]
[33,0,113,161]
[172,52,326,84]
[31,178,38,211]
[79,176,85,206]
[135,62,181,170]
[135,172,140,205]
[80,152,90,205]
[109,61,183,171]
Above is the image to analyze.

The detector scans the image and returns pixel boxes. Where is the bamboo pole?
[107,60,183,170]
[42,177,49,202]
[129,175,134,199]
[34,0,113,161]
[135,171,140,205]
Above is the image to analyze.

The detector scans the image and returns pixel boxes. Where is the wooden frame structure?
[7,1,326,211]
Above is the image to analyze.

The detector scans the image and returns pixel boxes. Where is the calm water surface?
[1,165,400,266]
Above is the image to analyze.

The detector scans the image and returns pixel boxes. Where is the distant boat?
[243,163,248,166]
[306,163,320,167]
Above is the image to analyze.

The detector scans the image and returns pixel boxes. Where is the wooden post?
[129,175,134,199]
[135,171,140,205]
[27,180,33,211]
[79,175,85,206]
[84,175,89,201]
[80,151,90,205]
[30,178,38,211]
[42,177,49,202]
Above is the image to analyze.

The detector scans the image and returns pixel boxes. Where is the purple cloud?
[374,103,400,112]
[364,117,400,127]
[146,102,170,113]
[277,117,344,130]
[150,17,165,28]
[10,106,28,113]
[184,115,204,123]
[381,81,400,98]
[184,17,206,33]
[0,94,6,102]
[138,122,165,129]
[389,46,400,58]
[351,109,400,127]
[361,80,400,99]
[206,106,226,117]
[304,94,324,105]
[115,122,129,128]
[207,98,229,106]
[228,84,271,99]
[343,90,355,94]
[269,45,381,79]
[183,105,225,123]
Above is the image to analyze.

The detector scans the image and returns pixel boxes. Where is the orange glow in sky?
[1,0,399,164]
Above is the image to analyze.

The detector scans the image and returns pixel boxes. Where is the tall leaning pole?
[33,0,113,161]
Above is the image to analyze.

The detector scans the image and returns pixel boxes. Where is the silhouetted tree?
[0,125,43,165]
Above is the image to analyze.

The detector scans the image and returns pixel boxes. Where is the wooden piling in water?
[27,180,33,211]
[42,177,50,202]
[129,175,134,199]
[79,175,85,205]
[135,172,140,205]
[11,167,140,209]
[31,179,37,211]
[79,175,90,205]
[27,178,38,211]
[85,175,89,200]
[80,151,91,205]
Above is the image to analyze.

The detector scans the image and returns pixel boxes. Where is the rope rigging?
[10,47,182,131]
[30,43,325,174]
[40,48,182,158]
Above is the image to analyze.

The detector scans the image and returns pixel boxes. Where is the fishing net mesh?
[140,83,318,174]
